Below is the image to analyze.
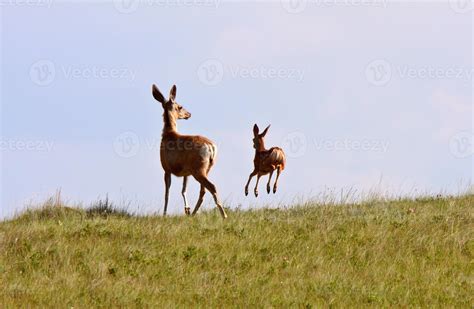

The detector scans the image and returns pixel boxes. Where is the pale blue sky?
[1,1,472,218]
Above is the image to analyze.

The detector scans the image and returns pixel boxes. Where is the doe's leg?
[194,174,227,219]
[273,166,282,194]
[182,176,190,215]
[245,170,257,196]
[191,184,206,216]
[163,172,171,216]
[254,174,261,197]
[266,170,274,194]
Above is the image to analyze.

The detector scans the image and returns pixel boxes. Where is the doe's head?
[253,124,270,150]
[152,84,191,120]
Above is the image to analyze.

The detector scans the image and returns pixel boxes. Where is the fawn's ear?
[152,84,165,105]
[260,124,271,137]
[253,124,259,136]
[169,85,177,101]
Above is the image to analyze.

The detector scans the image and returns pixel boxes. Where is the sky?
[0,0,472,219]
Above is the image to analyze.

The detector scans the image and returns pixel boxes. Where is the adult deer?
[245,124,286,197]
[152,84,227,219]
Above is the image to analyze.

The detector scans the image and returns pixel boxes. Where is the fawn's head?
[152,84,191,120]
[253,124,270,151]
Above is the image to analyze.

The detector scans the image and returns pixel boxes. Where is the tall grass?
[0,194,472,307]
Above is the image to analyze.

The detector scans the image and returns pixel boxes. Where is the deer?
[152,84,227,219]
[245,124,286,197]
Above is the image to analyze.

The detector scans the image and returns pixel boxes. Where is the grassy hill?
[1,195,472,307]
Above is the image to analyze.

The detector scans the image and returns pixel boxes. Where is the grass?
[0,194,473,307]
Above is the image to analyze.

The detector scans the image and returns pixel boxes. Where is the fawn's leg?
[245,170,257,196]
[273,167,282,194]
[163,172,171,216]
[182,176,190,215]
[254,174,261,197]
[191,185,206,216]
[194,174,227,219]
[266,170,274,194]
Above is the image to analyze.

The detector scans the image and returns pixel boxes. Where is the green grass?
[1,195,473,307]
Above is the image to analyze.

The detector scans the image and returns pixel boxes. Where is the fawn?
[245,124,286,197]
[152,84,227,219]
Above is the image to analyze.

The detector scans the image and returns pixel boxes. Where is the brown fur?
[152,84,227,218]
[160,132,216,177]
[245,124,286,197]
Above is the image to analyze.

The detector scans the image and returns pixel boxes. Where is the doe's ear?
[169,85,177,101]
[260,124,271,137]
[152,84,165,104]
[253,124,259,136]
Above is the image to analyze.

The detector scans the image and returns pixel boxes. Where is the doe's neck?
[255,141,266,153]
[162,110,178,137]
